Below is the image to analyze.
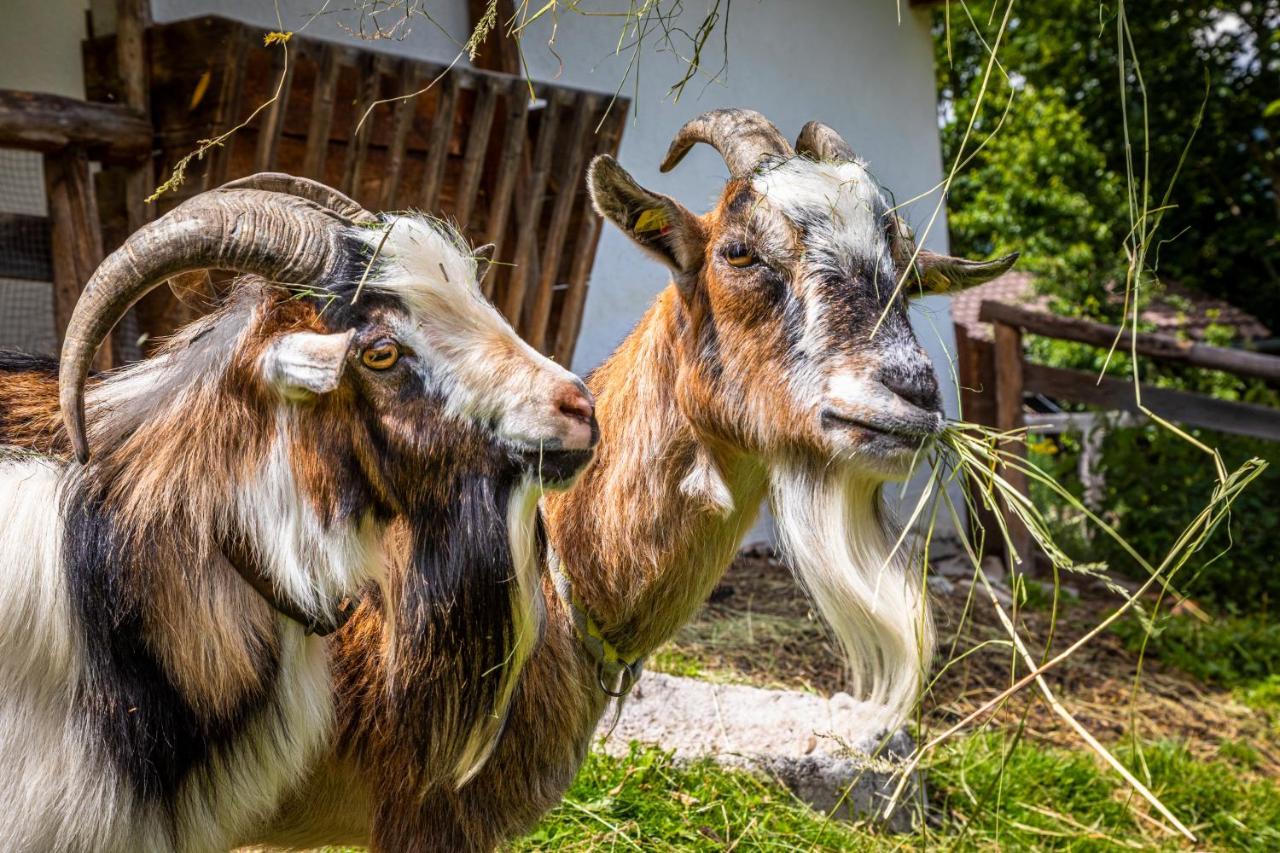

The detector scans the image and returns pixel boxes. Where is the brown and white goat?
[0,174,596,852]
[246,111,1015,851]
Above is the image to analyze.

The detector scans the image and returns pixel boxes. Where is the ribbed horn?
[795,120,856,162]
[659,108,792,178]
[59,175,365,464]
[220,172,375,223]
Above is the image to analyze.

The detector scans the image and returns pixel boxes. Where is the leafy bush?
[1029,424,1279,611]
[1114,611,1280,687]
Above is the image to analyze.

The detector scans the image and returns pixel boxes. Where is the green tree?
[936,1,1280,329]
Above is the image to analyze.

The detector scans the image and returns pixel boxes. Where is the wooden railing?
[0,89,151,368]
[958,299,1280,563]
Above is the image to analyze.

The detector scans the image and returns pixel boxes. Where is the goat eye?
[361,341,400,371]
[723,244,758,268]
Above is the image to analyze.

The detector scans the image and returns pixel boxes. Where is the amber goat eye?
[361,342,400,370]
[724,245,758,268]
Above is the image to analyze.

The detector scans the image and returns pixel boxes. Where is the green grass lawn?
[515,734,1280,851]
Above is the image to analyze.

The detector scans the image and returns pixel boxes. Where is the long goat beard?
[769,462,933,727]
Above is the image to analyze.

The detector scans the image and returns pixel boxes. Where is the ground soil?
[654,547,1280,778]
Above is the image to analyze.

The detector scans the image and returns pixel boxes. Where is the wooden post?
[45,147,111,370]
[991,318,1031,569]
[466,0,519,75]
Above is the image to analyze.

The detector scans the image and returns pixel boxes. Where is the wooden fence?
[0,90,152,368]
[957,299,1280,564]
[84,15,625,365]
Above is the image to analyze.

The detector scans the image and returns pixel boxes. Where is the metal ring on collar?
[596,659,639,698]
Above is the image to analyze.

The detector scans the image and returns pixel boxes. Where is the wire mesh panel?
[0,148,59,356]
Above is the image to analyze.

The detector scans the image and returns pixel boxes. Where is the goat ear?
[261,330,355,401]
[473,243,496,288]
[588,155,705,279]
[914,250,1019,294]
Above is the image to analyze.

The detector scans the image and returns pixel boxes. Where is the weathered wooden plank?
[1024,363,1280,443]
[381,60,421,210]
[480,79,529,299]
[302,44,341,179]
[979,299,1280,383]
[553,100,625,366]
[252,40,296,173]
[340,52,383,196]
[44,148,111,370]
[502,88,566,325]
[466,0,519,74]
[418,72,461,211]
[115,0,154,235]
[991,319,1030,566]
[0,213,53,281]
[525,92,598,352]
[453,75,500,232]
[0,89,150,163]
[203,31,249,188]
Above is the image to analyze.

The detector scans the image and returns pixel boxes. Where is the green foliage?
[1113,611,1280,687]
[1030,425,1280,611]
[929,734,1280,850]
[518,739,1280,850]
[515,743,875,851]
[936,1,1280,329]
[944,83,1128,305]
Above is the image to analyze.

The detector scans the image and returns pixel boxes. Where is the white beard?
[769,463,933,727]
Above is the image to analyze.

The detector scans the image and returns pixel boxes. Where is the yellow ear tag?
[633,207,670,234]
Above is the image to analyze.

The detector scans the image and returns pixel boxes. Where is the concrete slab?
[594,673,925,831]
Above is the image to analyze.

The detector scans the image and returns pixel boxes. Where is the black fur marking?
[0,350,59,376]
[62,485,280,815]
[387,457,525,789]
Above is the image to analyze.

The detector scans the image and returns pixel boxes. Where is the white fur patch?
[679,446,735,516]
[232,421,385,620]
[353,217,586,452]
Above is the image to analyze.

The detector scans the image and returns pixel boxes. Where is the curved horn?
[220,172,376,223]
[60,176,364,464]
[795,120,856,162]
[659,109,792,177]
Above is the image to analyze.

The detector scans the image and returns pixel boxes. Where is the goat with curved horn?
[0,173,598,851]
[60,176,371,463]
[659,108,793,176]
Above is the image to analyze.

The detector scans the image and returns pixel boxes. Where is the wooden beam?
[979,300,1280,383]
[502,87,565,325]
[302,44,341,180]
[0,89,150,163]
[991,318,1031,568]
[45,148,111,370]
[480,78,529,299]
[453,75,500,233]
[1024,363,1280,443]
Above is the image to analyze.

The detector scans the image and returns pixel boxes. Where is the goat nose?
[881,368,940,413]
[556,387,595,425]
